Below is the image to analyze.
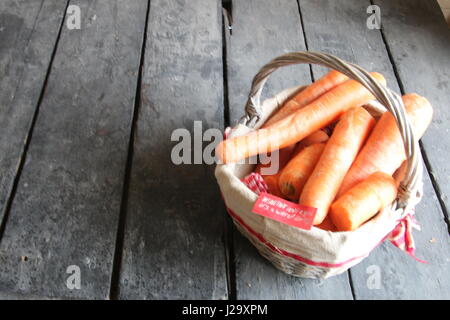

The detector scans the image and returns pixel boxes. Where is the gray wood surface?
[227,0,311,124]
[348,0,450,299]
[298,0,399,84]
[374,0,450,222]
[0,0,448,300]
[350,173,450,299]
[0,0,148,299]
[299,0,450,299]
[117,0,228,299]
[0,0,67,227]
[227,0,353,300]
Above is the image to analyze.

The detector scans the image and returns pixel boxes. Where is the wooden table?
[0,0,448,299]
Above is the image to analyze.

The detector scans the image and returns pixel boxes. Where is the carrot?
[278,143,325,201]
[216,72,386,163]
[316,216,337,232]
[294,130,329,154]
[330,172,397,231]
[254,144,296,198]
[264,70,348,127]
[263,100,301,128]
[299,107,376,225]
[261,174,284,198]
[255,144,296,176]
[337,93,433,197]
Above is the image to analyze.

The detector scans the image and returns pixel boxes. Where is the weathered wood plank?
[349,0,450,299]
[299,0,450,299]
[228,0,311,124]
[373,0,450,221]
[299,0,399,84]
[350,174,450,299]
[227,0,353,300]
[0,0,67,228]
[0,0,148,299]
[117,0,228,299]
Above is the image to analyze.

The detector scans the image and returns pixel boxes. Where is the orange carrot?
[330,172,397,231]
[263,100,301,128]
[293,130,329,155]
[278,143,325,201]
[316,216,337,232]
[337,93,433,197]
[264,70,348,127]
[255,144,296,198]
[261,174,285,198]
[299,107,376,225]
[216,72,386,163]
[255,144,296,176]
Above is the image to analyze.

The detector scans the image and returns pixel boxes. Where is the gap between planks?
[370,0,450,234]
[221,0,356,300]
[0,0,71,245]
[221,0,237,301]
[109,0,151,300]
[296,0,315,82]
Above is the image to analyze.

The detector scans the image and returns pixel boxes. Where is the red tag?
[252,192,317,230]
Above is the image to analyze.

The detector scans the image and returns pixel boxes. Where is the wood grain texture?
[350,173,450,299]
[0,0,148,299]
[298,0,399,84]
[349,0,450,299]
[0,0,67,228]
[227,0,311,125]
[300,0,450,299]
[373,0,450,221]
[117,0,228,299]
[227,0,353,300]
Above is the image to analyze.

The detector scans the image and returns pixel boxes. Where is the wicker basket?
[215,51,424,279]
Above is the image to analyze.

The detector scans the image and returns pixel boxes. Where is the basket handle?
[240,51,422,210]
